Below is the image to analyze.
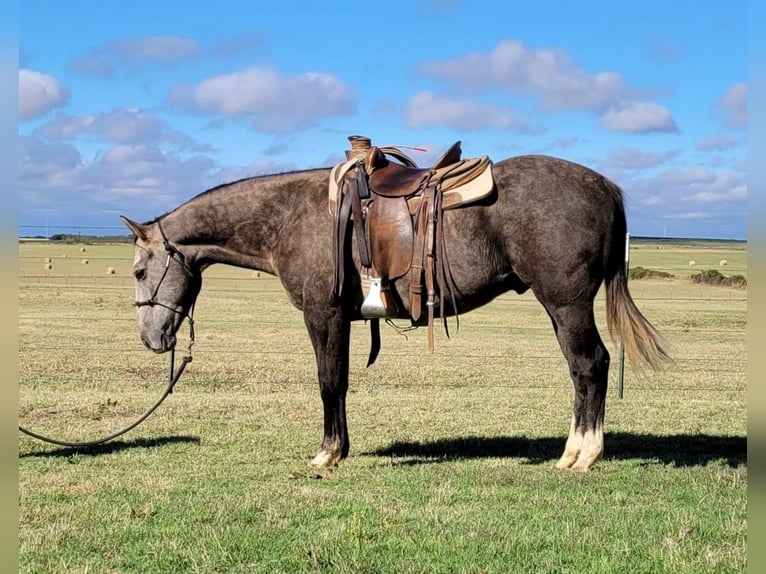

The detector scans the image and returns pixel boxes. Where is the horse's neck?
[162,185,288,276]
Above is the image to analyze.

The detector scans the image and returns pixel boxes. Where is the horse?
[120,153,670,472]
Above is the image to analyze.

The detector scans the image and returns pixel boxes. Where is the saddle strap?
[410,180,460,347]
[350,171,372,270]
[332,178,354,299]
[332,167,374,300]
[434,186,459,337]
[424,186,438,352]
[409,194,428,322]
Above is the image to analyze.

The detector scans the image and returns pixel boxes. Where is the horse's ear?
[120,215,149,241]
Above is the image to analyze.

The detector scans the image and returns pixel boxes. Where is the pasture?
[18,238,746,573]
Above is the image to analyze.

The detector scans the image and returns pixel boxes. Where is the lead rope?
[18,315,194,448]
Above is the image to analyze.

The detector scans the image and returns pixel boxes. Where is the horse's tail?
[604,181,672,370]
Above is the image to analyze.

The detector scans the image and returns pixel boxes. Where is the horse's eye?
[134,268,147,281]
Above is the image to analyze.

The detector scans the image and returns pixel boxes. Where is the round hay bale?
[688,260,696,267]
[82,259,89,264]
[106,267,116,275]
[62,254,68,259]
[45,257,52,263]
[251,271,261,278]
[80,247,87,252]
[44,263,53,270]
[719,259,728,266]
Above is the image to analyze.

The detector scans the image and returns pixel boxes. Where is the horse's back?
[492,154,623,227]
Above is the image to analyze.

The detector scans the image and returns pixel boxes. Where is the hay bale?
[80,247,87,252]
[719,259,728,266]
[251,271,261,278]
[106,267,116,275]
[82,259,89,264]
[688,260,696,267]
[61,254,68,259]
[44,263,52,270]
[45,257,52,263]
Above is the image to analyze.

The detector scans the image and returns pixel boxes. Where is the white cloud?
[404,91,527,131]
[69,36,199,76]
[251,115,317,133]
[167,67,355,131]
[20,135,213,218]
[20,136,83,182]
[603,147,680,169]
[19,69,70,120]
[19,134,297,224]
[655,167,716,186]
[719,82,746,127]
[666,212,711,220]
[622,166,746,206]
[418,40,679,133]
[36,108,194,146]
[600,101,678,133]
[695,135,740,151]
[617,165,746,237]
[419,40,638,111]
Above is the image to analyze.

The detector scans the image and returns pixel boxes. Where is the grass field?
[18,238,747,573]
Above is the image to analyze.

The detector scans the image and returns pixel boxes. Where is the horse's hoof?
[554,453,578,470]
[556,451,599,472]
[309,449,342,468]
[570,452,600,472]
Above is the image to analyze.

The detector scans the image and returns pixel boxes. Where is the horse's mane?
[145,167,329,225]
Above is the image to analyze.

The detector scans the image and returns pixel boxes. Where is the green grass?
[629,237,747,279]
[18,240,747,573]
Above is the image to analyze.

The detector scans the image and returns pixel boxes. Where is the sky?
[19,1,746,239]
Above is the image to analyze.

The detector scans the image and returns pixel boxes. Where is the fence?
[18,241,747,402]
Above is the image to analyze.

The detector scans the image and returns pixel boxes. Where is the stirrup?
[361,276,397,319]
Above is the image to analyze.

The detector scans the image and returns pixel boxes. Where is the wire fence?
[19,279,747,396]
[18,231,747,402]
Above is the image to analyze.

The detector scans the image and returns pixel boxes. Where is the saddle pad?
[328,156,495,215]
[328,159,358,215]
[427,157,495,210]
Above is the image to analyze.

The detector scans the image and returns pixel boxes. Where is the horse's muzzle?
[141,333,176,354]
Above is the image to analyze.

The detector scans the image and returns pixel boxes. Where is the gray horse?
[121,153,669,472]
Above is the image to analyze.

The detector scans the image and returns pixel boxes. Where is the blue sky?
[19,0,746,239]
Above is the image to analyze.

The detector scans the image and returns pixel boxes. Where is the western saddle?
[329,135,494,352]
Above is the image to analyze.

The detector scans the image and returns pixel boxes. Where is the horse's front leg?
[303,304,351,468]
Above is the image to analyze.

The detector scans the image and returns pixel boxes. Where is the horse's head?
[120,215,202,353]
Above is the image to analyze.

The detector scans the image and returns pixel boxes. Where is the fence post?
[617,232,630,399]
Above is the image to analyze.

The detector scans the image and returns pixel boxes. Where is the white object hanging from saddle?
[360,273,398,318]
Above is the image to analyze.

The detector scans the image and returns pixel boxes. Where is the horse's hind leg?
[303,305,351,468]
[545,303,611,471]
